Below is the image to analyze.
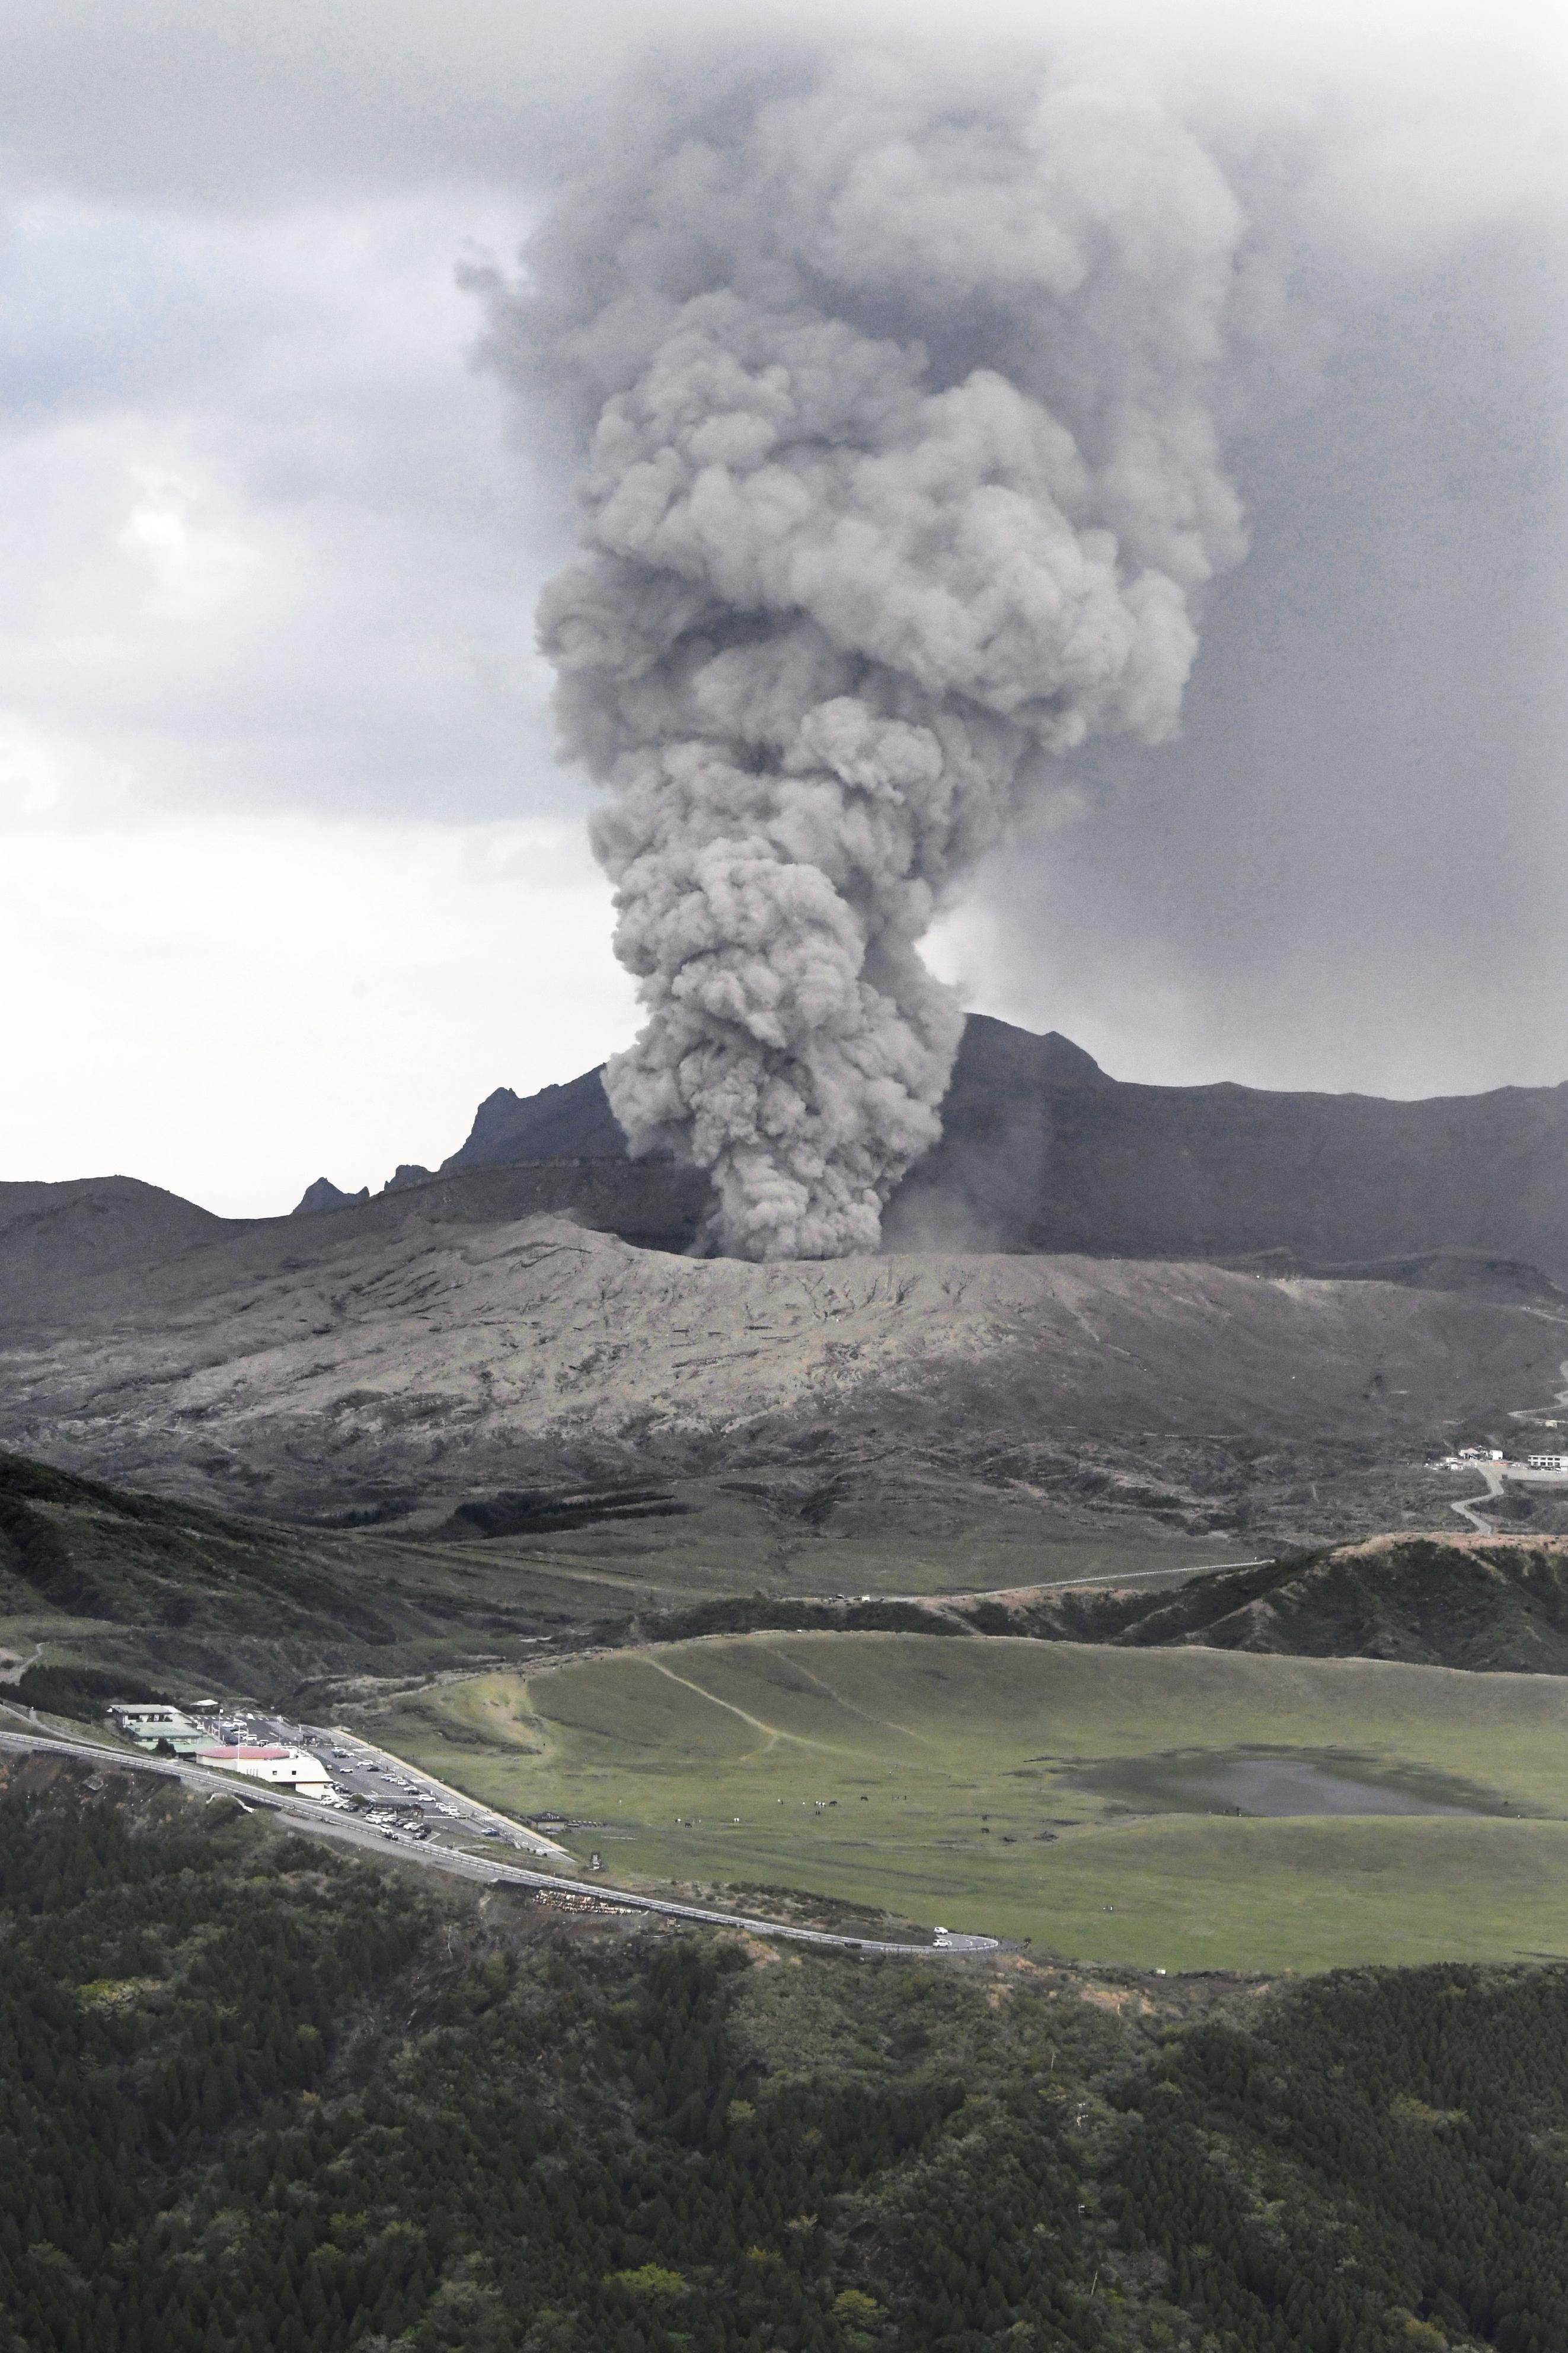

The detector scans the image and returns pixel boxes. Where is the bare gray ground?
[2,1204,1561,1567]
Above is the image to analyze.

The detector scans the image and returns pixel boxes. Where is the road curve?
[0,1724,1000,1957]
[1451,1461,1505,1535]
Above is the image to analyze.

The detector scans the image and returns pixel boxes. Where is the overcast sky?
[2,1,1564,1216]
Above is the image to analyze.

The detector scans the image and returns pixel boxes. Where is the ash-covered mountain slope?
[18,1019,1567,1315]
[2,1207,1560,1537]
[0,1161,710,1339]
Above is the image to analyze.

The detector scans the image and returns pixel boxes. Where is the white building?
[1527,1454,1568,1471]
[196,1743,333,1796]
[109,1704,208,1755]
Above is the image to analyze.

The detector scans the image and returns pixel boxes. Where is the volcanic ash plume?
[477,47,1259,1258]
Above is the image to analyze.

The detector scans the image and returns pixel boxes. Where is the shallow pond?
[1066,1746,1518,1819]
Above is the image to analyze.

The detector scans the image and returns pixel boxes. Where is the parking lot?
[208,1707,573,1860]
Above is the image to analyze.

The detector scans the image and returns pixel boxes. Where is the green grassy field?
[370,1634,1568,1972]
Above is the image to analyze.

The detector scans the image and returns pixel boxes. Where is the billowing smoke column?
[477,45,1259,1258]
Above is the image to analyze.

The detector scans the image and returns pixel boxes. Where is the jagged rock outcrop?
[292,1178,369,1216]
[440,1067,625,1171]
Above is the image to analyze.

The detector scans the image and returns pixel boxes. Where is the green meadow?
[373,1634,1568,1972]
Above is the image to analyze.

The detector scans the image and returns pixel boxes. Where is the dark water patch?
[1066,1745,1522,1819]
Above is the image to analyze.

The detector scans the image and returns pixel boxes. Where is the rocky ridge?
[951,1531,1568,1673]
[423,1015,1568,1283]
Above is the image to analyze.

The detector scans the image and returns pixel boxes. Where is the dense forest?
[1,1756,1564,2352]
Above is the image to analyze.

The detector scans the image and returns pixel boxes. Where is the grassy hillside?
[0,1445,1260,1716]
[605,1530,1568,1676]
[369,1634,1568,1972]
[0,1447,728,1711]
[5,1749,1567,2353]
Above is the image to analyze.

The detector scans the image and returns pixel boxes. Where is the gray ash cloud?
[473,40,1283,1257]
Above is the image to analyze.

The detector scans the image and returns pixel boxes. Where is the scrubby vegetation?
[9,1662,169,1722]
[964,1533,1568,1676]
[1113,1968,1568,2353]
[2,1759,1566,2352]
[602,1596,970,1646]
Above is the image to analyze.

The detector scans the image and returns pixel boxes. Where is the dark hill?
[11,1442,1567,1708]
[883,1018,1568,1278]
[0,1177,244,1323]
[0,1445,398,1640]
[0,1447,696,1707]
[424,1016,1568,1281]
[970,1532,1568,1674]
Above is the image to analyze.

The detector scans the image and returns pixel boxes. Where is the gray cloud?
[0,189,577,825]
[943,215,1568,1098]
[478,39,1296,1257]
[0,0,634,206]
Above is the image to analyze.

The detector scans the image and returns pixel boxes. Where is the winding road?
[1451,1461,1506,1535]
[0,1721,1001,1957]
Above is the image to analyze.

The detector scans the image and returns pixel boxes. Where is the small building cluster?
[1432,1447,1568,1475]
[107,1704,331,1795]
[107,1704,209,1755]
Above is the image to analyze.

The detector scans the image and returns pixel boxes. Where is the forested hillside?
[1,1755,1563,2352]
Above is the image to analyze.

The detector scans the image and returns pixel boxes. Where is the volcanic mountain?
[1,1184,1561,1561]
[6,1018,1566,1556]
[410,1015,1568,1288]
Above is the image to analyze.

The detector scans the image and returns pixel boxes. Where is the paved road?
[1448,1457,1568,1533]
[0,1723,1000,1957]
[1451,1462,1505,1535]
